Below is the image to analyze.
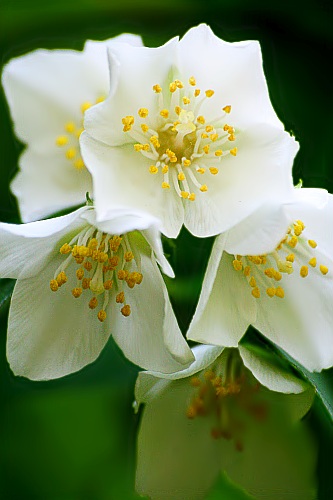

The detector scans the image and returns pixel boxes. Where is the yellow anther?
[72,287,83,298]
[200,184,208,192]
[215,150,223,157]
[190,376,201,387]
[294,224,303,236]
[244,266,250,277]
[125,251,134,262]
[266,287,276,297]
[56,136,68,146]
[150,135,160,148]
[228,134,236,141]
[286,253,295,262]
[230,147,238,156]
[174,106,181,116]
[169,156,177,163]
[153,84,162,93]
[273,271,282,281]
[82,278,91,290]
[197,115,205,124]
[174,79,184,89]
[205,125,213,133]
[233,260,243,271]
[181,191,189,199]
[103,280,113,290]
[209,167,219,175]
[203,145,210,154]
[182,97,190,105]
[142,144,150,151]
[121,304,131,317]
[138,108,149,118]
[81,101,92,113]
[50,279,59,292]
[116,292,125,303]
[56,271,67,285]
[97,310,107,322]
[308,240,317,248]
[141,124,149,133]
[178,172,185,181]
[288,236,298,248]
[300,265,309,278]
[122,115,135,132]
[74,159,85,169]
[183,159,191,167]
[201,133,208,139]
[162,165,169,174]
[186,406,197,419]
[95,95,105,104]
[87,297,97,309]
[320,265,329,275]
[83,261,92,271]
[60,243,72,254]
[117,269,128,281]
[134,144,143,151]
[251,287,261,298]
[309,257,317,267]
[169,82,177,93]
[194,89,201,97]
[76,268,84,280]
[189,76,196,86]
[160,108,169,118]
[275,286,285,298]
[223,105,231,114]
[204,369,215,380]
[162,182,170,189]
[210,133,218,142]
[188,193,196,201]
[149,165,158,174]
[212,376,222,387]
[197,167,206,174]
[249,276,257,287]
[205,90,214,98]
[65,122,75,133]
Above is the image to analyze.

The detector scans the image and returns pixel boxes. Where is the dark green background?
[0,1,332,499]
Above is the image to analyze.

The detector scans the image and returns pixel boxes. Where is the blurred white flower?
[2,34,142,222]
[135,344,316,500]
[0,206,194,380]
[81,23,298,239]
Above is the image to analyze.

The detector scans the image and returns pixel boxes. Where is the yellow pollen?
[134,144,143,151]
[300,265,309,278]
[175,80,184,89]
[56,271,67,286]
[150,135,160,148]
[230,147,238,156]
[82,278,91,289]
[141,124,149,132]
[190,376,201,387]
[209,167,219,175]
[162,182,170,189]
[308,239,317,248]
[56,136,68,146]
[294,224,303,236]
[116,292,125,304]
[200,185,208,192]
[181,191,189,199]
[286,253,295,262]
[153,84,162,93]
[97,310,107,322]
[205,90,214,98]
[228,134,236,141]
[320,265,329,275]
[178,172,185,181]
[275,286,285,298]
[210,133,218,142]
[117,270,128,280]
[103,280,113,290]
[182,97,190,105]
[205,125,213,133]
[215,150,223,157]
[204,369,215,381]
[194,89,201,97]
[121,304,131,317]
[244,266,251,276]
[84,261,92,271]
[162,165,169,174]
[223,105,231,113]
[288,236,298,248]
[183,159,191,167]
[203,145,210,154]
[309,257,317,267]
[124,251,134,262]
[251,287,260,298]
[174,106,181,115]
[266,287,276,297]
[81,102,92,113]
[188,193,196,201]
[60,243,72,254]
[76,268,84,280]
[197,115,205,124]
[74,159,85,169]
[169,82,177,93]
[186,406,197,419]
[95,95,105,104]
[89,297,98,309]
[189,76,196,86]
[65,122,75,133]
[160,109,169,118]
[249,276,257,287]
[138,108,149,118]
[50,279,59,292]
[233,259,243,271]
[72,287,83,298]
[149,165,158,174]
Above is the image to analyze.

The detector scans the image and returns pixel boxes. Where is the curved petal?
[7,252,111,380]
[11,148,92,222]
[0,207,88,279]
[187,237,256,346]
[136,378,221,500]
[177,24,283,130]
[110,249,194,373]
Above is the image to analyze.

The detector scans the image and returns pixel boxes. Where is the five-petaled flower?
[0,206,194,380]
[80,23,299,238]
[135,344,316,500]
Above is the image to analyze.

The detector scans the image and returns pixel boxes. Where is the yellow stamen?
[223,105,231,113]
[320,265,329,275]
[300,265,308,278]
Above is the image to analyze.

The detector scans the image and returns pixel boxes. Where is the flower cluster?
[1,24,331,499]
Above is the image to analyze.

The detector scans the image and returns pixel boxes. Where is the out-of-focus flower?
[81,23,298,239]
[188,188,333,372]
[0,206,194,380]
[2,34,142,222]
[135,344,316,500]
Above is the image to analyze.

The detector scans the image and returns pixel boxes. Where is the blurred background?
[0,0,333,498]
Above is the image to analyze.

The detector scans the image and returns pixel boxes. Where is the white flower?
[80,23,298,239]
[0,206,194,380]
[2,34,142,222]
[135,344,316,500]
[188,188,333,372]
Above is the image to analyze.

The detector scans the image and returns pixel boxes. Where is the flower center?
[122,76,237,201]
[49,226,142,322]
[186,350,266,451]
[231,219,329,299]
[55,96,105,170]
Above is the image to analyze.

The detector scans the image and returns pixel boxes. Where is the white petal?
[136,378,220,500]
[178,24,283,130]
[7,253,111,380]
[188,236,256,346]
[84,37,179,146]
[110,248,194,373]
[11,148,92,222]
[0,207,88,279]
